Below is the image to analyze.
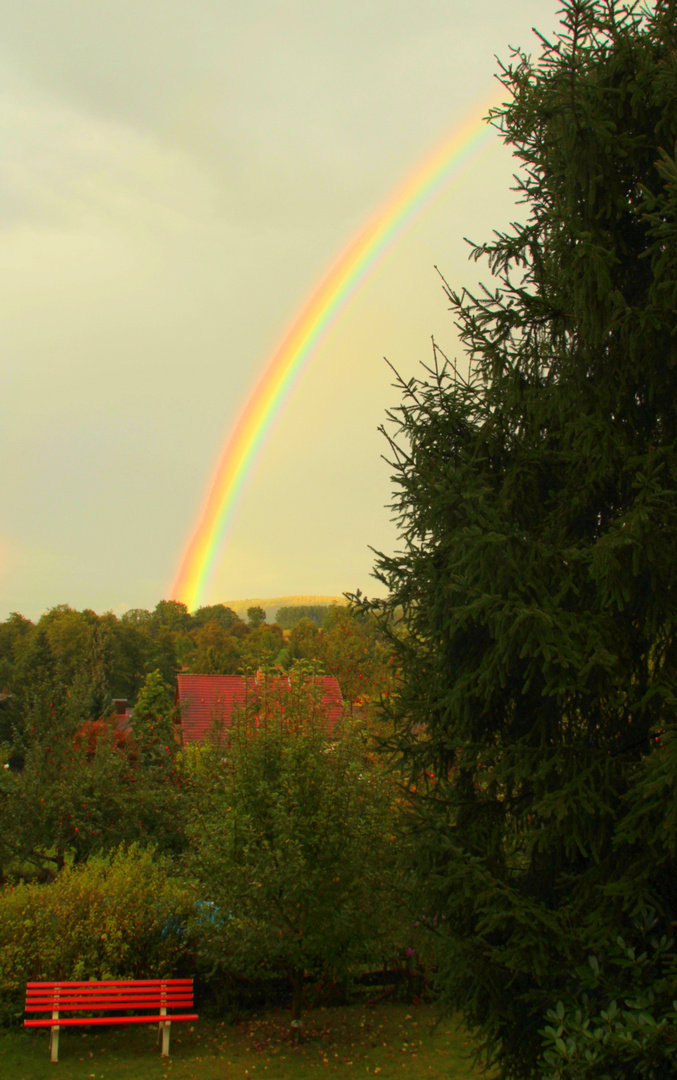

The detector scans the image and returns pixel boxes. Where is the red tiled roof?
[175,673,343,746]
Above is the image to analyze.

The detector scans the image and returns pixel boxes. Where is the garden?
[2,5,677,1080]
[0,1003,489,1080]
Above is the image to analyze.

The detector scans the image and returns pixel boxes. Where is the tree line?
[0,599,393,723]
[0,598,396,877]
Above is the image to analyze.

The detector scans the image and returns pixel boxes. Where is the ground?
[0,1002,492,1080]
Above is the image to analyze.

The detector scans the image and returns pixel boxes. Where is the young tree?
[65,624,114,729]
[153,600,193,633]
[0,665,185,877]
[288,608,397,709]
[247,605,266,629]
[275,605,330,629]
[131,670,174,742]
[241,622,286,670]
[320,605,395,710]
[1,680,130,873]
[123,669,186,856]
[188,620,242,675]
[192,604,243,631]
[366,3,677,1078]
[0,612,34,703]
[186,667,400,1038]
[287,616,322,663]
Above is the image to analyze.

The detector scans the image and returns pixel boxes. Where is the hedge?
[0,844,193,1024]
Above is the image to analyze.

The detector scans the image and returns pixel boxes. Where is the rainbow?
[171,93,500,611]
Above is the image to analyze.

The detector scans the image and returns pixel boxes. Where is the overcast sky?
[0,0,561,620]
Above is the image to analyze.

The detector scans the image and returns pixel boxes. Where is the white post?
[50,988,60,1064]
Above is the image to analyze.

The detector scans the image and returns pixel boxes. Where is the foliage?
[539,917,677,1080]
[0,667,186,876]
[241,622,286,670]
[275,605,330,630]
[288,617,322,660]
[0,599,391,722]
[2,605,170,705]
[1,714,124,873]
[247,605,267,629]
[34,605,96,686]
[287,606,396,709]
[0,597,395,880]
[187,621,243,674]
[362,3,677,1079]
[193,604,242,630]
[131,669,176,759]
[153,600,192,633]
[0,844,193,1025]
[0,601,253,711]
[320,605,395,709]
[2,617,37,678]
[65,624,114,729]
[185,667,401,1033]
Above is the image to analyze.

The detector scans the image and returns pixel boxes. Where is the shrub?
[0,844,193,1025]
[539,918,677,1080]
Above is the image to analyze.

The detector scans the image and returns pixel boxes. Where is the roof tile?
[175,673,343,745]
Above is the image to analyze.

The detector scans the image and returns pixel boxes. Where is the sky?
[0,0,561,621]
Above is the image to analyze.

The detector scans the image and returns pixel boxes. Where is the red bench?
[24,978,198,1062]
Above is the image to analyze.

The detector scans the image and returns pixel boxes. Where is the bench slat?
[25,1013,198,1029]
[26,979,192,988]
[26,994,191,1002]
[27,995,192,1002]
[26,989,191,993]
[26,993,193,1001]
[26,998,193,1006]
[25,997,193,1006]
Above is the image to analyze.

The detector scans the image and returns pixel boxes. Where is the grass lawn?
[0,1002,491,1080]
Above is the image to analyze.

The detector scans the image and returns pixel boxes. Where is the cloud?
[0,0,561,618]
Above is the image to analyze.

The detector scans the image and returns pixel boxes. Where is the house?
[111,698,134,732]
[73,699,136,759]
[174,672,343,747]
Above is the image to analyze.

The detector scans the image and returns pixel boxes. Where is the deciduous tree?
[247,605,266,629]
[186,668,399,1038]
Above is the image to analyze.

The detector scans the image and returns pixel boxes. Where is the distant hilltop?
[223,595,348,624]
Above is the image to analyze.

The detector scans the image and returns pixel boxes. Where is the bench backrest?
[25,979,194,1014]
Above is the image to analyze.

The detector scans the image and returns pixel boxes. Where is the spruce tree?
[131,669,176,766]
[367,3,677,1077]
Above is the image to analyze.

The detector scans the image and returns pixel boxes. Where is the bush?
[539,918,677,1080]
[0,844,193,1025]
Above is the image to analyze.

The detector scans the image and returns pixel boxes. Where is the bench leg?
[50,1025,60,1063]
[161,1020,171,1057]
